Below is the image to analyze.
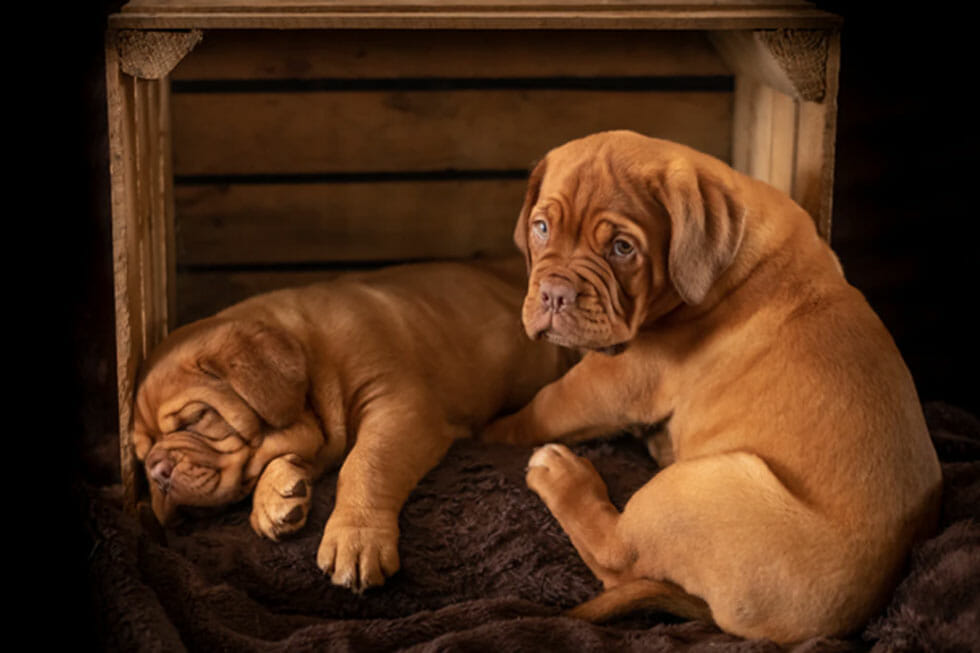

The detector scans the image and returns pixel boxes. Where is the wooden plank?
[124,0,821,8]
[793,29,839,239]
[768,88,797,196]
[110,13,842,31]
[107,44,177,511]
[177,268,346,324]
[107,23,181,511]
[171,30,730,80]
[111,0,841,30]
[712,27,838,236]
[171,89,732,175]
[176,260,529,325]
[134,78,175,347]
[731,78,800,201]
[106,33,143,512]
[175,178,529,264]
[732,76,772,182]
[159,79,179,332]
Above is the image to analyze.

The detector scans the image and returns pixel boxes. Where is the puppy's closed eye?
[169,402,237,442]
[174,402,210,428]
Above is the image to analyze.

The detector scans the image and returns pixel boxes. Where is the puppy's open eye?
[611,238,635,258]
[531,219,549,241]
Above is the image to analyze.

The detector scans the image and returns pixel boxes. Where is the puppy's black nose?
[540,278,578,313]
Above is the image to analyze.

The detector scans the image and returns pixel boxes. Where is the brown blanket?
[85,402,979,651]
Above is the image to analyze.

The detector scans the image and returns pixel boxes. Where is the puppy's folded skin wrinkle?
[483,130,942,644]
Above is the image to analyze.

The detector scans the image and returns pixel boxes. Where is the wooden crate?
[106,0,842,507]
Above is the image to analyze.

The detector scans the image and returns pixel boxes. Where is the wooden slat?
[107,32,178,510]
[177,268,346,324]
[768,88,797,196]
[731,79,799,197]
[732,75,772,181]
[106,38,142,511]
[176,259,530,325]
[172,89,732,175]
[175,179,529,264]
[112,0,841,30]
[124,0,822,8]
[713,28,838,237]
[793,29,840,239]
[171,30,730,80]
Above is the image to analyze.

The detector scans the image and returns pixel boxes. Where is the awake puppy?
[133,260,569,592]
[483,131,942,644]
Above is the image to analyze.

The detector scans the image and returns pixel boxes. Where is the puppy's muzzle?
[147,449,175,494]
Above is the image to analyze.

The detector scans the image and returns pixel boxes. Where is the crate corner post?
[710,25,842,239]
[104,25,201,512]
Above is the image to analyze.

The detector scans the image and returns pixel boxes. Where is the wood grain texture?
[171,89,732,175]
[110,0,841,30]
[117,28,203,79]
[107,35,178,510]
[123,0,820,7]
[793,29,839,239]
[710,28,829,102]
[170,29,730,80]
[106,36,141,511]
[177,268,345,323]
[718,27,839,237]
[175,179,528,264]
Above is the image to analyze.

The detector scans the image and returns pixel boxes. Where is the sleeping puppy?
[482,131,942,644]
[133,260,569,592]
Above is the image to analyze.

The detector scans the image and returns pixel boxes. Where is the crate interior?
[170,29,735,324]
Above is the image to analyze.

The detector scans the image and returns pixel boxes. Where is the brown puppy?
[133,260,569,592]
[482,131,942,643]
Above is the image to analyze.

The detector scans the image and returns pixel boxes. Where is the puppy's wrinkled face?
[517,136,674,351]
[132,319,308,525]
[516,131,746,351]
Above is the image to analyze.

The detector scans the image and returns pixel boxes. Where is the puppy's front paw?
[250,455,313,541]
[316,517,400,593]
[526,443,607,511]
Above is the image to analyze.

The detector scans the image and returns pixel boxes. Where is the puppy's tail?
[566,579,713,624]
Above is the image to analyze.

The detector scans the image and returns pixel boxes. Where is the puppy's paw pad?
[250,495,311,540]
[316,522,400,593]
[250,457,313,541]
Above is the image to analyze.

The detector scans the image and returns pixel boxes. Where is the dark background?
[51,2,976,648]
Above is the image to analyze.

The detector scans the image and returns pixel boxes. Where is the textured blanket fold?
[86,402,980,651]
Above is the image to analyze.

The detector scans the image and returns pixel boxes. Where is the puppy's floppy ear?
[514,158,547,272]
[199,320,308,428]
[654,159,746,305]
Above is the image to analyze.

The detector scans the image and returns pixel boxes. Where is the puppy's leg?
[530,444,847,643]
[483,350,660,446]
[317,398,463,593]
[250,454,314,541]
[526,444,634,588]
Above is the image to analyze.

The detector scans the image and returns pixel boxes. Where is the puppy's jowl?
[133,261,569,592]
[483,131,942,644]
